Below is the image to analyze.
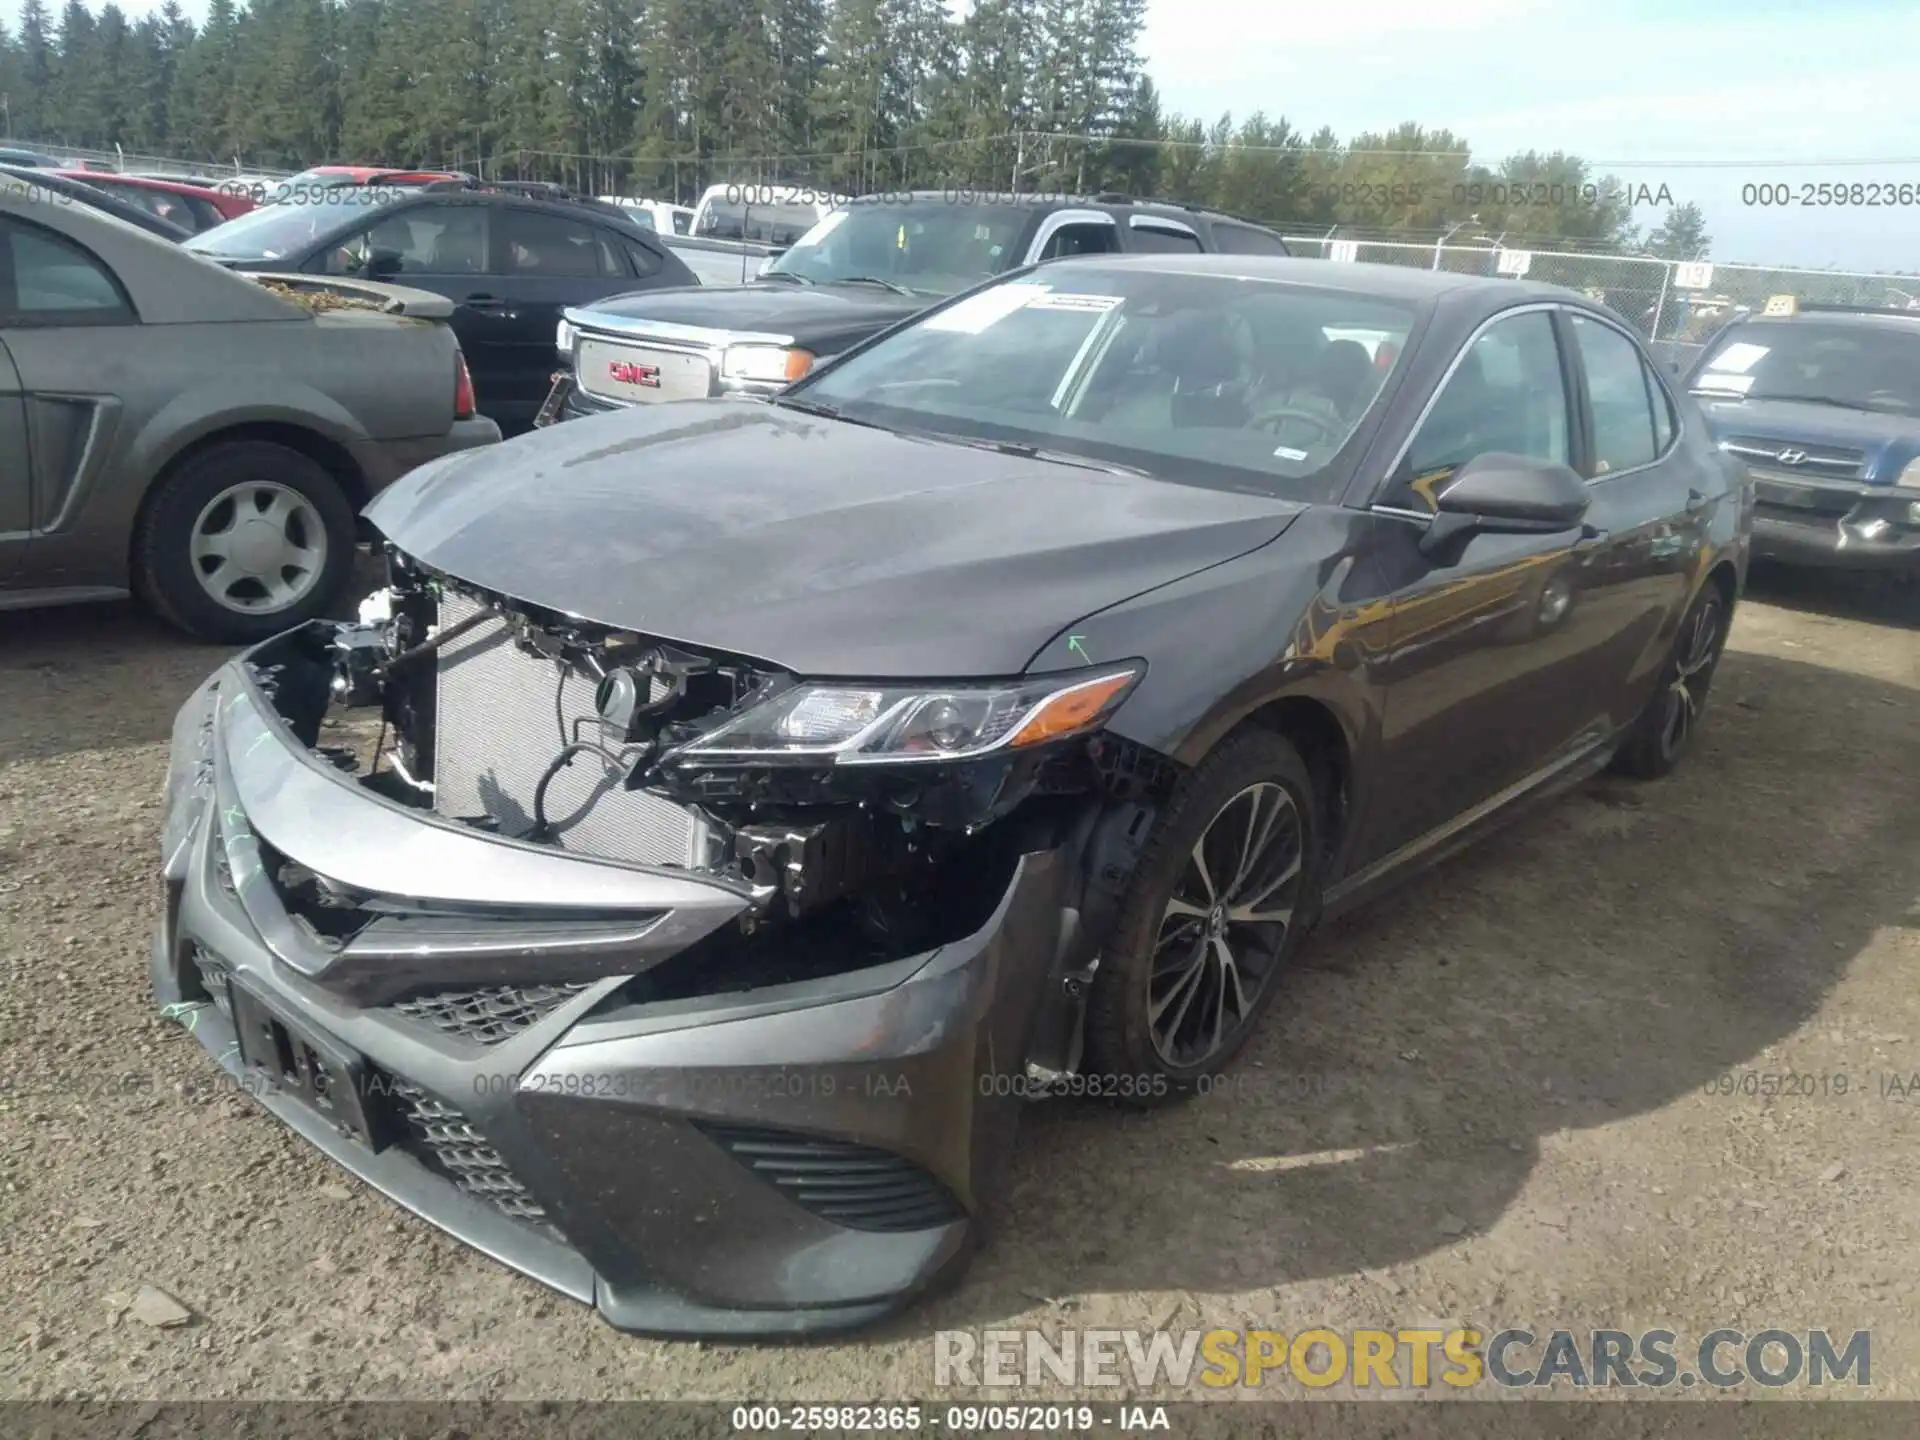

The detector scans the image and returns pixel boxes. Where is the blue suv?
[1686,301,1920,581]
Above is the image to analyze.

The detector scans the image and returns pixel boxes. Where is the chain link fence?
[1283,235,1920,374]
[9,138,294,179]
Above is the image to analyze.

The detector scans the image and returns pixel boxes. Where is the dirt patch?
[1,571,1916,1409]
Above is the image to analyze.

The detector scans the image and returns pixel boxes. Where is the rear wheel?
[1082,729,1321,1105]
[135,440,357,644]
[1610,583,1728,779]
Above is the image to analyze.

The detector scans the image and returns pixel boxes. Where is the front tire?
[134,441,357,644]
[1610,582,1728,779]
[1082,729,1321,1105]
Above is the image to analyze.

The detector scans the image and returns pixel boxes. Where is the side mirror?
[1419,452,1590,558]
[366,248,404,280]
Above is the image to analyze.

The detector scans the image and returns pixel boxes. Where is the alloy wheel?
[1148,781,1304,1068]
[188,481,329,615]
[1659,595,1723,761]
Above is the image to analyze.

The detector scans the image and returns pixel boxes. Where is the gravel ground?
[1,566,1916,1415]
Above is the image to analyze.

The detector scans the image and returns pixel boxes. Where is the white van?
[596,196,696,235]
[691,183,835,246]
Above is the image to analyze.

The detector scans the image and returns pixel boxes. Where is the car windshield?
[185,196,377,259]
[785,267,1419,500]
[764,204,1031,297]
[1692,320,1920,414]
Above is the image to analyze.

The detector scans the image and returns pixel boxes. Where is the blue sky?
[1143,0,1920,271]
[10,0,1919,271]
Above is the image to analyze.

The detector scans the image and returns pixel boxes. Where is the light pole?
[1433,214,1479,270]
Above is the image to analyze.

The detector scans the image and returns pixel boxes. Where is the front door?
[1357,307,1613,862]
[0,337,28,583]
[0,213,143,589]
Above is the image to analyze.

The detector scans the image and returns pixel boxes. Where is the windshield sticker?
[1271,445,1311,461]
[1706,341,1770,374]
[923,282,1054,333]
[1025,292,1124,313]
[1695,373,1755,395]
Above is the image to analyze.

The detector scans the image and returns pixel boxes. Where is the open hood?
[365,402,1306,677]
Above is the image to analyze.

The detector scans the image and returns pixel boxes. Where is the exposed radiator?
[432,591,700,867]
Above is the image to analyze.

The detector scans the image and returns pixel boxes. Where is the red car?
[282,165,469,188]
[51,171,254,234]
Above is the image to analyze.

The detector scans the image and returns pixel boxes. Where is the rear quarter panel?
[9,313,459,590]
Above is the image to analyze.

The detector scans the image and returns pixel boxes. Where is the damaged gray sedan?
[154,256,1747,1335]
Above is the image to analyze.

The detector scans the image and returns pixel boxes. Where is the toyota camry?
[153,255,1751,1336]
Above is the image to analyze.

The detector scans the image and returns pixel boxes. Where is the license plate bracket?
[533,372,571,428]
[227,977,388,1151]
[1754,480,1832,511]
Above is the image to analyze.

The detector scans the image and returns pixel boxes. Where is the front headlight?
[721,344,815,384]
[672,664,1143,765]
[555,318,575,359]
[1895,457,1920,491]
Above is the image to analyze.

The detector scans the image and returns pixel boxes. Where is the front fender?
[1024,508,1381,771]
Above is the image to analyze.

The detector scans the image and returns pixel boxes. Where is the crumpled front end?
[151,554,1166,1335]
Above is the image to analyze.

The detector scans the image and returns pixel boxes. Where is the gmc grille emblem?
[610,360,661,387]
[1775,447,1809,466]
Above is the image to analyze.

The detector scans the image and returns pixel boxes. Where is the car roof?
[1049,252,1580,304]
[1735,309,1920,331]
[54,170,216,197]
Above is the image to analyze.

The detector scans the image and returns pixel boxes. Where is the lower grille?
[431,591,699,867]
[189,943,235,1022]
[696,1122,965,1233]
[392,983,591,1045]
[389,1079,556,1231]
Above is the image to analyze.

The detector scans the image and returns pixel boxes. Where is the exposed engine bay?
[249,548,1182,1003]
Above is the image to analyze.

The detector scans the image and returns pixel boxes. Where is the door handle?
[464,293,508,310]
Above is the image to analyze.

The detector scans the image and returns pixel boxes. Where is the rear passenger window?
[1647,365,1675,451]
[1128,224,1203,254]
[625,239,664,277]
[1571,314,1657,475]
[0,217,134,323]
[1211,224,1291,256]
[496,209,616,277]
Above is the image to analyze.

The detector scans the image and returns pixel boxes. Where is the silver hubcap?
[189,481,328,615]
[1149,781,1304,1068]
[1660,597,1722,759]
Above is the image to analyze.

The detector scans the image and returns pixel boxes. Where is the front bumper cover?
[152,649,1077,1335]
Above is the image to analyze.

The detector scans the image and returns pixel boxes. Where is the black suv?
[1686,299,1920,579]
[544,191,1292,422]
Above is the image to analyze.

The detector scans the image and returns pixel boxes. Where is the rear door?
[484,206,646,428]
[1558,308,1706,726]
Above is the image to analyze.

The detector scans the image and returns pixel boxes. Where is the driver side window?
[1391,310,1570,510]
